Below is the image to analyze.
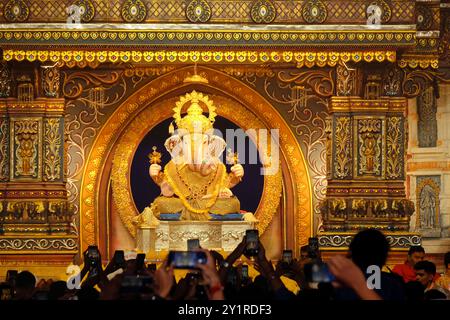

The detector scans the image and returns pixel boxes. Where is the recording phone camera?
[244,229,259,257]
[6,270,18,287]
[241,265,249,280]
[308,237,320,260]
[136,253,146,271]
[113,250,125,269]
[305,261,336,284]
[282,250,293,264]
[87,245,100,267]
[168,251,207,269]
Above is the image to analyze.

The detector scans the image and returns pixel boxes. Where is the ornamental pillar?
[0,62,76,255]
[319,96,420,251]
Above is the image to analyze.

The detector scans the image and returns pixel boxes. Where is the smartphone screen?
[308,237,319,259]
[245,229,259,256]
[282,250,293,264]
[6,270,18,284]
[241,265,249,279]
[87,245,100,266]
[187,239,200,251]
[114,250,125,267]
[136,253,146,270]
[311,262,336,283]
[227,267,238,286]
[168,251,207,269]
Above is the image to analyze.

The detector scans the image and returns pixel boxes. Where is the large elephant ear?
[164,135,182,156]
[208,135,226,158]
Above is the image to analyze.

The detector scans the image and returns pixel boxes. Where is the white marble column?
[406,84,450,249]
[437,84,450,237]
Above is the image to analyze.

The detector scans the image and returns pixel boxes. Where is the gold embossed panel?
[333,116,352,179]
[43,118,63,182]
[0,0,417,24]
[0,117,9,181]
[10,118,42,181]
[355,118,383,178]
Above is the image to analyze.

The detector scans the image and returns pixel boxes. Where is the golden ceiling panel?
[0,0,416,24]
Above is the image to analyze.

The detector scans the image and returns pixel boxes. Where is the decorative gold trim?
[330,97,407,113]
[0,29,415,46]
[0,235,78,254]
[2,49,397,67]
[407,161,450,171]
[398,57,439,69]
[80,66,312,251]
[9,117,42,181]
[251,0,277,24]
[4,0,29,23]
[43,118,62,181]
[0,98,65,113]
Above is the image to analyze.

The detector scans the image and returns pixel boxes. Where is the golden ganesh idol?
[141,90,256,222]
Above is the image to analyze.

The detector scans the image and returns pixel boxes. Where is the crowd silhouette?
[1,229,449,301]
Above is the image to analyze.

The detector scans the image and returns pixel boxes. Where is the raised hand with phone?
[253,238,292,296]
[243,229,259,258]
[217,233,247,284]
[81,245,108,290]
[104,250,126,276]
[195,249,224,300]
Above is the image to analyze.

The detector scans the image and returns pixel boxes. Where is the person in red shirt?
[392,246,425,283]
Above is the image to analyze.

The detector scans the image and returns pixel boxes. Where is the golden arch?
[79,66,313,252]
[111,94,283,237]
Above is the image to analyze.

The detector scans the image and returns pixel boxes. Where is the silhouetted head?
[349,229,389,271]
[300,245,310,260]
[407,246,425,267]
[414,260,436,288]
[444,251,450,270]
[48,281,68,300]
[14,271,36,300]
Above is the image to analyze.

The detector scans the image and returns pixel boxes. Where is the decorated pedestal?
[136,220,257,253]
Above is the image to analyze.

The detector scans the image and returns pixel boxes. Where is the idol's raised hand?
[230,164,244,179]
[149,163,162,178]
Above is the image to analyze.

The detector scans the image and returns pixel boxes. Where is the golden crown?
[172,90,216,135]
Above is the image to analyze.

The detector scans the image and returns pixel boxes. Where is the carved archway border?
[79,66,312,252]
[110,94,283,238]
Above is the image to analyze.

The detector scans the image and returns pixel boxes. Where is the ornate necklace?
[175,164,219,200]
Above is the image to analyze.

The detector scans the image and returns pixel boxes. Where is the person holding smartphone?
[152,249,223,300]
[244,229,259,257]
[253,239,296,300]
[80,246,109,291]
[104,250,126,276]
[195,249,224,300]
